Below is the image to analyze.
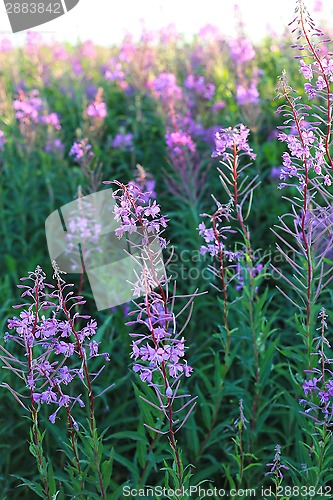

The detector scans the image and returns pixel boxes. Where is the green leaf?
[101,447,114,493]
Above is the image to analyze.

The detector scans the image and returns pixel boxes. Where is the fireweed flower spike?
[1,264,110,498]
[265,444,289,482]
[69,138,94,165]
[199,124,260,350]
[86,88,107,122]
[106,179,197,487]
[212,124,258,241]
[199,123,266,449]
[300,308,333,426]
[273,1,333,351]
[290,0,333,168]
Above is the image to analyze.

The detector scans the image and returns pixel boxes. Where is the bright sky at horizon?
[0,0,331,46]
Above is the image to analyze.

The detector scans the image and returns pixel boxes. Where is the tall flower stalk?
[0,265,111,498]
[198,124,265,456]
[273,0,333,360]
[109,180,197,487]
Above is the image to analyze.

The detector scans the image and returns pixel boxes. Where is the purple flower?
[183,364,193,377]
[13,90,43,123]
[54,341,75,357]
[324,175,332,186]
[165,131,196,155]
[58,366,75,385]
[150,72,182,101]
[37,317,58,339]
[58,395,71,407]
[144,201,160,218]
[0,130,7,151]
[212,124,256,160]
[303,378,319,395]
[58,321,72,337]
[36,361,54,377]
[69,138,93,164]
[300,59,313,80]
[112,132,133,150]
[89,340,100,357]
[49,412,57,424]
[236,83,259,106]
[45,138,65,154]
[40,112,61,130]
[184,74,215,100]
[80,320,98,338]
[212,101,226,112]
[229,37,255,64]
[140,368,153,383]
[41,388,58,404]
[304,83,316,99]
[316,76,327,90]
[104,58,127,83]
[87,100,107,120]
[265,445,289,480]
[326,380,333,397]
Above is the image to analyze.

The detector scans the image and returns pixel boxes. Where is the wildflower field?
[2,0,333,498]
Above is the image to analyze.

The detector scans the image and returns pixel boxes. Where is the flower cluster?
[212,124,256,160]
[235,261,263,292]
[184,74,215,101]
[3,266,109,427]
[165,130,196,155]
[228,35,260,108]
[229,37,255,65]
[104,179,197,476]
[80,40,96,60]
[236,82,259,106]
[265,445,289,481]
[109,180,167,245]
[197,213,237,260]
[86,98,107,121]
[109,181,193,392]
[301,56,333,101]
[128,164,156,203]
[13,89,43,123]
[40,112,61,130]
[150,72,182,102]
[13,89,61,130]
[104,57,128,90]
[69,138,94,164]
[45,138,65,155]
[0,130,7,151]
[278,128,332,187]
[300,308,333,425]
[130,315,193,384]
[111,132,133,150]
[197,23,221,41]
[159,23,180,45]
[211,100,226,113]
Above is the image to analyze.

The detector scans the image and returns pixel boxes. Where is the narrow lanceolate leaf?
[101,447,114,493]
